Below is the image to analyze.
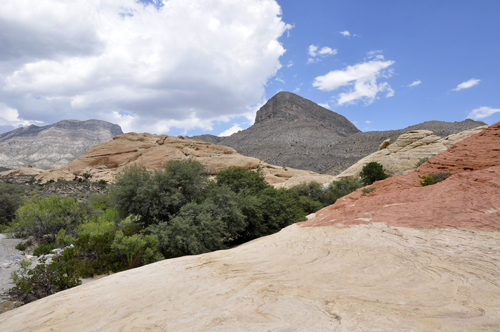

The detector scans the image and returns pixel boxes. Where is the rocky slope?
[193,92,486,174]
[0,120,123,169]
[34,133,335,188]
[0,123,498,331]
[334,125,488,180]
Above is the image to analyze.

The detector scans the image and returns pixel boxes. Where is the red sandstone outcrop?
[303,121,500,231]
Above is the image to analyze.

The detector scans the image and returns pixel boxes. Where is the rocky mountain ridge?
[193,92,486,174]
[1,122,499,331]
[0,120,123,170]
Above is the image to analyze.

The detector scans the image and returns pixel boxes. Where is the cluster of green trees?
[3,159,392,302]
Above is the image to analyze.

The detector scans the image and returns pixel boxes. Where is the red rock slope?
[303,121,500,231]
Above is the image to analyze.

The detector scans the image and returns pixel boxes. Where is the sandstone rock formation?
[1,122,498,331]
[34,132,334,188]
[193,92,486,174]
[335,125,488,179]
[0,120,123,170]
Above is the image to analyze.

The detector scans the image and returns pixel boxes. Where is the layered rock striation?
[0,120,123,169]
[193,92,486,174]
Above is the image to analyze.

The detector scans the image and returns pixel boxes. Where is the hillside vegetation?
[2,160,363,303]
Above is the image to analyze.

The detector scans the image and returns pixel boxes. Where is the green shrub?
[33,243,57,256]
[110,160,207,226]
[327,178,363,202]
[415,157,430,168]
[72,231,123,277]
[362,187,376,195]
[112,230,163,268]
[290,181,331,209]
[360,162,389,186]
[15,239,32,251]
[420,172,451,186]
[214,167,269,195]
[0,183,25,225]
[9,196,95,239]
[10,257,81,303]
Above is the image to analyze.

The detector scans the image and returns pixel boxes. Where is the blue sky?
[0,0,499,136]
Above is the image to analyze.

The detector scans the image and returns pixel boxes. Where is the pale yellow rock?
[1,223,498,331]
[333,125,488,181]
[378,138,391,150]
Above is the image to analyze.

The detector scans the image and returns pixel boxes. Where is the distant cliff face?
[193,92,487,174]
[0,120,123,169]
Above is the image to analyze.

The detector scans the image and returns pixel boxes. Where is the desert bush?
[415,157,430,168]
[214,167,269,195]
[149,202,228,257]
[15,239,32,251]
[33,243,57,256]
[420,172,451,186]
[290,181,332,211]
[362,187,376,195]
[10,196,95,239]
[110,159,207,226]
[0,183,25,225]
[327,178,363,202]
[112,231,163,269]
[360,162,388,186]
[10,257,81,303]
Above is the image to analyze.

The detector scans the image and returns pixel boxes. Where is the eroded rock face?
[334,125,487,179]
[0,120,123,169]
[35,133,334,188]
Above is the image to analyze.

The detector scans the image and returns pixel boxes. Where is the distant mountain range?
[0,120,123,170]
[192,91,486,174]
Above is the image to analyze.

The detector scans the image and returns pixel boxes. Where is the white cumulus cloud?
[452,78,480,91]
[467,106,500,120]
[307,45,337,63]
[313,52,395,105]
[0,0,291,134]
[408,80,422,87]
[318,102,331,109]
[219,124,244,137]
[340,31,350,37]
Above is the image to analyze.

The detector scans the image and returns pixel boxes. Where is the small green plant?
[360,162,388,186]
[420,172,451,186]
[15,239,33,251]
[362,187,376,195]
[10,257,81,303]
[33,243,57,256]
[82,173,93,180]
[415,157,430,168]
